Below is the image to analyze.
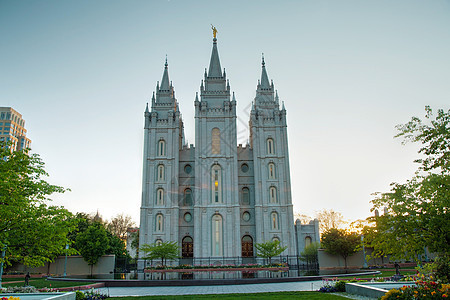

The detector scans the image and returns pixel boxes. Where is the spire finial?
[165,55,168,68]
[262,53,265,66]
[211,24,218,39]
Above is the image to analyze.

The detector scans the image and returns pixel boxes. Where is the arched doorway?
[241,235,254,257]
[182,236,193,258]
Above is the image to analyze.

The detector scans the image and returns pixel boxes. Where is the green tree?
[0,142,75,269]
[75,222,109,276]
[365,106,450,260]
[140,241,179,266]
[321,228,360,269]
[300,242,320,265]
[255,240,287,265]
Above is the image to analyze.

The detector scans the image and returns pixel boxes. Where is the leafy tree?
[300,242,320,265]
[75,222,109,275]
[315,209,346,233]
[365,107,450,260]
[107,214,135,240]
[255,240,288,265]
[321,228,360,269]
[0,142,75,269]
[140,241,179,266]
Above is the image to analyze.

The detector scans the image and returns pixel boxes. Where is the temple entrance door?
[182,236,193,258]
[241,235,254,257]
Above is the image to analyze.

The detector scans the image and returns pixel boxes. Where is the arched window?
[158,140,165,156]
[155,214,164,232]
[155,239,163,245]
[267,138,275,155]
[269,187,277,203]
[242,187,250,205]
[211,165,222,203]
[157,164,165,181]
[305,236,312,247]
[156,188,164,206]
[272,236,280,243]
[271,212,279,230]
[212,128,221,154]
[212,214,223,256]
[184,188,192,206]
[268,163,276,179]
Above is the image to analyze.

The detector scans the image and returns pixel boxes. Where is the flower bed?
[144,264,289,273]
[144,266,289,273]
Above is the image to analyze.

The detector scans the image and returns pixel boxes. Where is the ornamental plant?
[380,281,450,300]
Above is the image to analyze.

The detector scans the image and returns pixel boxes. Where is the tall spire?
[160,56,170,91]
[260,53,270,89]
[208,32,222,77]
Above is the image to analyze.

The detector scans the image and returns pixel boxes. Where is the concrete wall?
[8,255,115,276]
[318,249,385,269]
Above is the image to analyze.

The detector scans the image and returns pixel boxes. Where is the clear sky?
[1,0,449,225]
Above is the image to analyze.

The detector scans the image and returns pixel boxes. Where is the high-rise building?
[0,107,31,151]
[139,33,318,264]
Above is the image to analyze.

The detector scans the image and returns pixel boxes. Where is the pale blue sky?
[1,0,449,224]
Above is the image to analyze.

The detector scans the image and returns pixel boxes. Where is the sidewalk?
[98,280,326,296]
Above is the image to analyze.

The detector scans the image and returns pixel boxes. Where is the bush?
[435,254,450,283]
[76,291,85,300]
[334,281,346,292]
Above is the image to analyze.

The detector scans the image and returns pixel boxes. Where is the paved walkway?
[98,280,327,296]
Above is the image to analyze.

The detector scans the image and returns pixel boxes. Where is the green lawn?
[3,278,94,289]
[109,292,348,300]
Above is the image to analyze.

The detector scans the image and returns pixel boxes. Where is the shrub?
[435,254,450,283]
[334,280,346,292]
[76,290,85,300]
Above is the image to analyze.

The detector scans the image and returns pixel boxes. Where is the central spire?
[260,54,270,89]
[208,28,222,78]
[160,56,170,91]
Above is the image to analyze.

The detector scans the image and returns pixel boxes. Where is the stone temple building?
[139,34,319,263]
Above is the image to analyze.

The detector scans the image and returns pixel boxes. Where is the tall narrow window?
[305,236,312,247]
[211,165,222,203]
[242,187,250,205]
[269,187,277,203]
[156,188,164,206]
[268,163,276,179]
[184,188,192,206]
[155,214,164,232]
[212,128,221,154]
[267,138,274,155]
[271,212,279,230]
[158,140,165,156]
[212,214,223,256]
[157,164,165,181]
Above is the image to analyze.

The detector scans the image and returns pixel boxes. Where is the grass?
[109,292,348,300]
[2,278,94,289]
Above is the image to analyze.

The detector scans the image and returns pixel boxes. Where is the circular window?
[184,164,192,174]
[242,211,250,222]
[241,163,249,173]
[184,212,192,222]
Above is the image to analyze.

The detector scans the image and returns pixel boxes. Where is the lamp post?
[361,235,368,268]
[63,244,69,277]
[0,245,6,288]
